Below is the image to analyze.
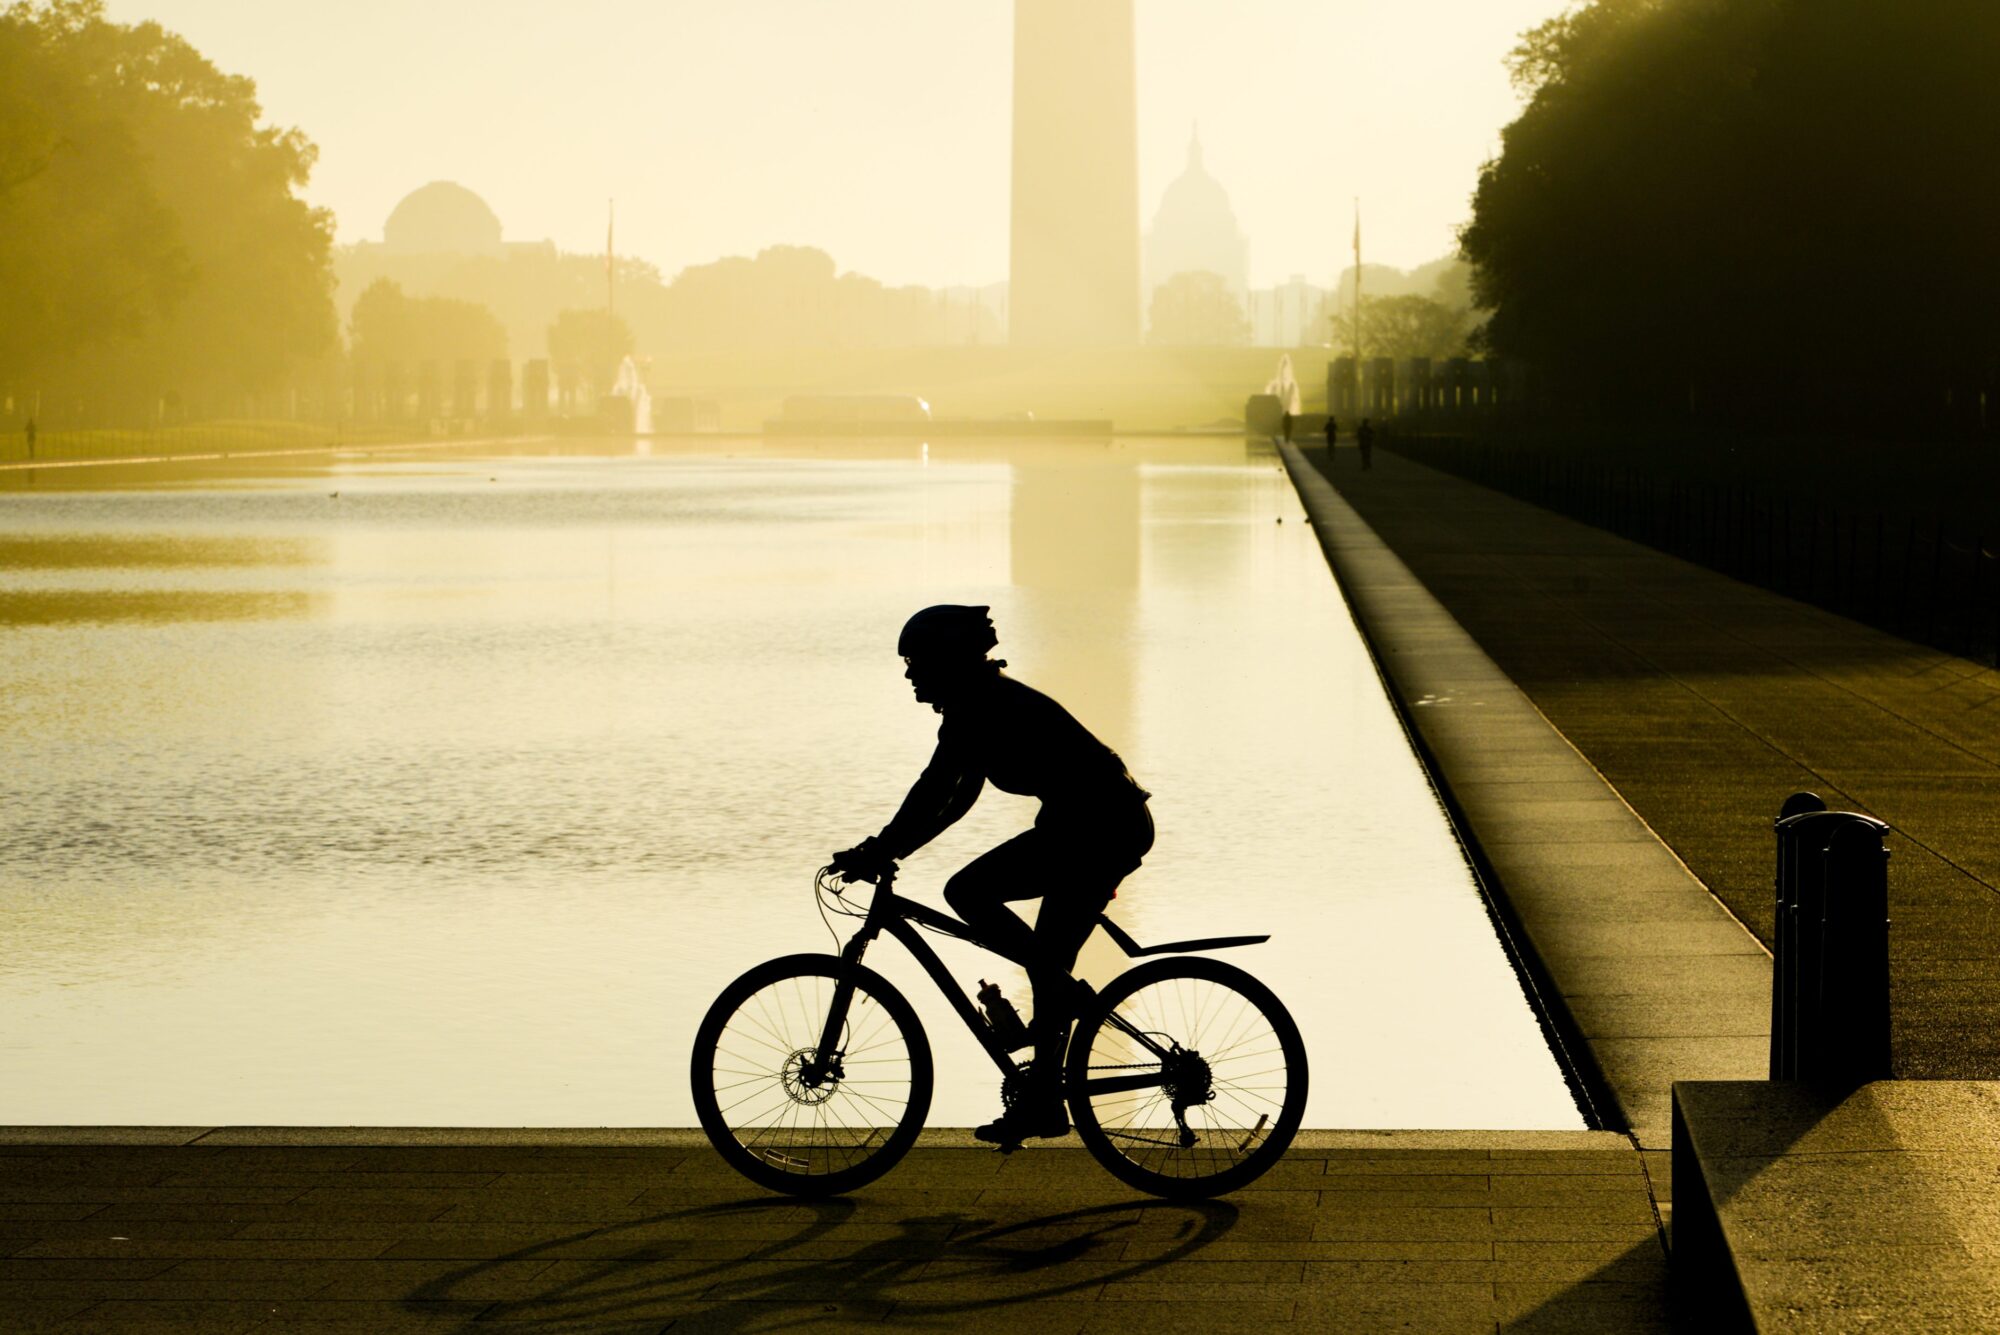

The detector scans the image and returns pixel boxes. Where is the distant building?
[382,181,505,257]
[1248,274,1330,348]
[336,182,560,358]
[1144,130,1248,333]
[350,181,552,265]
[1009,0,1141,347]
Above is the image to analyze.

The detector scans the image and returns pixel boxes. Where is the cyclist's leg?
[946,832,1078,1122]
[1027,803,1155,1085]
[953,807,1155,1133]
[941,832,1046,965]
[1023,886,1109,1091]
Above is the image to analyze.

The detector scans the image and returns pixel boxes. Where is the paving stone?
[232,1299,500,1330]
[0,1258,178,1281]
[1308,1240,1495,1262]
[884,1302,1098,1332]
[0,1301,98,1333]
[1077,1299,1299,1331]
[43,1299,278,1332]
[0,1204,110,1222]
[1309,1210,1500,1243]
[1318,1173,1490,1193]
[15,1239,392,1261]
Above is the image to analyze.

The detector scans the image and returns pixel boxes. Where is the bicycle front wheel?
[691,953,932,1196]
[1066,955,1307,1198]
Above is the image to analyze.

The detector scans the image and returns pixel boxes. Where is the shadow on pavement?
[1503,1236,1689,1334]
[406,1193,1237,1331]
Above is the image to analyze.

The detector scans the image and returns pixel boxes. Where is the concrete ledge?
[0,1126,1636,1150]
[0,433,542,473]
[1674,1080,2000,1332]
[1279,441,1770,1148]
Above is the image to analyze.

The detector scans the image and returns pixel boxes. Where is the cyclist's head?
[897,604,997,661]
[899,605,1001,710]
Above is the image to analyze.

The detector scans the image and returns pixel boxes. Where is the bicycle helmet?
[898,604,997,659]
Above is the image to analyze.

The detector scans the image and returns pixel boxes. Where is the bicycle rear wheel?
[691,953,932,1196]
[1066,955,1306,1198]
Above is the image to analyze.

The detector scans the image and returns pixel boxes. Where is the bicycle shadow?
[407,1193,1238,1332]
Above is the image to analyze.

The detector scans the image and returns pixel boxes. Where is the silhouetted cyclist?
[833,605,1153,1147]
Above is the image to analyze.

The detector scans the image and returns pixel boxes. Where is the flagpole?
[1352,198,1362,382]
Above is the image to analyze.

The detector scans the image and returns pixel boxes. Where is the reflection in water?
[0,589,325,626]
[0,534,319,569]
[1007,446,1142,995]
[0,437,1582,1129]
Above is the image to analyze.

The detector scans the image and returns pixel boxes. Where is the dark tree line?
[0,0,334,424]
[1461,0,2000,431]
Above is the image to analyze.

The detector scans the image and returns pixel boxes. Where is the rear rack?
[1099,916,1269,958]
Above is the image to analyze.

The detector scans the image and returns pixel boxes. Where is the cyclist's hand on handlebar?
[830,839,895,884]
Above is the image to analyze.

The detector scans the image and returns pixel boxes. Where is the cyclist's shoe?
[974,1101,1069,1147]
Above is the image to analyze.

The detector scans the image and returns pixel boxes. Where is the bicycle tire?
[1065,955,1307,1199]
[691,953,932,1197]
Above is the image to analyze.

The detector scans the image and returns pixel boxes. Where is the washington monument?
[1009,0,1141,347]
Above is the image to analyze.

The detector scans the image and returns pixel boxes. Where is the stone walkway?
[1280,441,1768,1150]
[1306,440,2000,1081]
[0,1130,1677,1333]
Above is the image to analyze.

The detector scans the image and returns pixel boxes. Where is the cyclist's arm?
[875,740,985,859]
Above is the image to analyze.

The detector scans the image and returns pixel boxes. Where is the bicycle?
[690,864,1308,1199]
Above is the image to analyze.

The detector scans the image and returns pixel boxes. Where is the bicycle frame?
[809,871,1181,1097]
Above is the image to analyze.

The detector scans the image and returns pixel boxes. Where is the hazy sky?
[104,0,1568,288]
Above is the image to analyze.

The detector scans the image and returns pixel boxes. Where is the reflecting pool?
[0,436,1583,1128]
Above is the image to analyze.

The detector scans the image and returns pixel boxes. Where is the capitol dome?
[383,181,504,257]
[1145,132,1249,311]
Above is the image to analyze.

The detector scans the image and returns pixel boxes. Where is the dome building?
[1144,131,1249,328]
[381,181,505,257]
[333,181,558,365]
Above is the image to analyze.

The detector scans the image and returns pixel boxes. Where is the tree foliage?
[640,245,998,353]
[1461,0,2000,418]
[0,0,334,415]
[1328,294,1471,362]
[349,280,506,365]
[1147,270,1249,347]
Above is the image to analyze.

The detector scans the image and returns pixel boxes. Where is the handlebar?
[819,862,897,894]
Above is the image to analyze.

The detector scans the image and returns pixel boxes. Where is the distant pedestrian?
[24,416,35,458]
[1357,418,1374,471]
[1325,415,1337,452]
[1281,410,1293,443]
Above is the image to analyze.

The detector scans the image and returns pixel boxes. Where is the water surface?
[0,436,1582,1128]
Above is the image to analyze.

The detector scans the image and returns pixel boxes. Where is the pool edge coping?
[1275,439,1771,1152]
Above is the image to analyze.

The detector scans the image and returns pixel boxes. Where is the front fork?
[799,916,883,1089]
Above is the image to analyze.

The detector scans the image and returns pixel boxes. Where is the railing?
[1770,792,1892,1085]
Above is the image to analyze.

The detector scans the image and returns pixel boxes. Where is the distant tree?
[349,280,506,364]
[1147,271,1250,347]
[546,308,633,394]
[334,237,998,363]
[1329,294,1470,362]
[637,245,999,353]
[1461,0,2000,419]
[0,4,188,381]
[0,0,334,416]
